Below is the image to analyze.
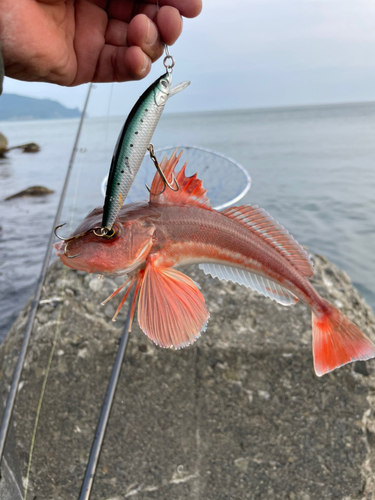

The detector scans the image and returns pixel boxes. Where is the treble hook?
[145,144,179,196]
[64,242,81,259]
[54,223,69,241]
[54,223,81,259]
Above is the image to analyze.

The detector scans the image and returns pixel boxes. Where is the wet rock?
[6,142,41,153]
[0,255,375,499]
[0,136,40,156]
[5,185,54,200]
[0,132,8,157]
[21,142,40,153]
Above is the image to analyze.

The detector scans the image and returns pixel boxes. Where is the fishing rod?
[79,290,135,500]
[0,83,93,464]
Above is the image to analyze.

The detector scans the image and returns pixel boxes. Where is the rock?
[89,277,104,293]
[21,142,40,153]
[0,132,8,157]
[3,141,41,154]
[5,185,54,200]
[0,255,375,499]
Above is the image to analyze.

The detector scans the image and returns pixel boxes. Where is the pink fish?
[54,151,375,376]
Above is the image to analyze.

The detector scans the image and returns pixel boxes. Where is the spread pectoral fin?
[138,263,209,349]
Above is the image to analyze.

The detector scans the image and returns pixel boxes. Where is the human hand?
[0,0,202,86]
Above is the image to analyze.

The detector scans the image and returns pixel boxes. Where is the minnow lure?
[101,72,190,234]
[54,150,375,377]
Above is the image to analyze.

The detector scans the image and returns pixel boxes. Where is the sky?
[3,0,375,116]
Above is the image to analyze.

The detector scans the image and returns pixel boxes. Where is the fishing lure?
[101,68,190,235]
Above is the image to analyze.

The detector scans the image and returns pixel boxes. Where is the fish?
[54,150,375,377]
[102,73,190,232]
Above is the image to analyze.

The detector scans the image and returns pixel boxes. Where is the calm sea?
[1,102,375,341]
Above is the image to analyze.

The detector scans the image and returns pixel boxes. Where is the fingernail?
[146,21,158,45]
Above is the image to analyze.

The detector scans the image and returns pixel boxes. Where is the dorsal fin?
[222,205,314,278]
[149,149,211,209]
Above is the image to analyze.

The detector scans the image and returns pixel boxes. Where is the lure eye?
[161,80,168,88]
[102,227,116,239]
[92,226,119,239]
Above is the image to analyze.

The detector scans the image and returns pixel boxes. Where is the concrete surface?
[0,254,375,499]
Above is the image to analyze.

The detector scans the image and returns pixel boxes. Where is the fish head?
[54,203,158,276]
[154,72,172,106]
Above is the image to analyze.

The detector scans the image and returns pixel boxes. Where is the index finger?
[158,0,202,18]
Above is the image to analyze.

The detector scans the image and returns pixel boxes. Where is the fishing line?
[2,457,24,499]
[23,280,66,500]
[68,135,89,232]
[23,99,90,497]
[104,83,115,193]
[105,83,114,145]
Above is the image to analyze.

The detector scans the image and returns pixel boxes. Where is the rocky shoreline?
[1,255,375,499]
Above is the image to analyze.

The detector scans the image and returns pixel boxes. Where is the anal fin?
[199,263,298,306]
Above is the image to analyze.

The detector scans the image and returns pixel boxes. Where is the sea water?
[1,102,375,341]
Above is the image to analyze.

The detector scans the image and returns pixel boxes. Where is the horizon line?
[1,97,375,124]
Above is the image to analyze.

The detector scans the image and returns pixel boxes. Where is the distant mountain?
[0,93,81,121]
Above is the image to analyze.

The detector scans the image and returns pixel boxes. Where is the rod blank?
[79,291,134,500]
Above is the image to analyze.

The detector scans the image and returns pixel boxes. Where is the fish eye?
[161,80,168,88]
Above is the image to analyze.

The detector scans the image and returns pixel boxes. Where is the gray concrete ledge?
[1,255,375,499]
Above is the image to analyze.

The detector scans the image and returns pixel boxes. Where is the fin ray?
[149,149,211,209]
[222,205,313,277]
[138,263,209,348]
[199,263,298,306]
[312,299,375,376]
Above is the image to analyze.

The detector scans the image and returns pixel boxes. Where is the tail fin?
[312,299,375,376]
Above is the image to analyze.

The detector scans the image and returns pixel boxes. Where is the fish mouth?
[54,241,65,256]
[53,240,81,260]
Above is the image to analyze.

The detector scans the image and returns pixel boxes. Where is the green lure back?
[102,72,190,231]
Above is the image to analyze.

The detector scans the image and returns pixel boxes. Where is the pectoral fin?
[138,262,209,349]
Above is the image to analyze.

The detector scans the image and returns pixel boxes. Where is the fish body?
[55,151,375,376]
[102,73,190,231]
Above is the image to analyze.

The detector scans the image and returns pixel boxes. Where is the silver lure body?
[102,73,190,231]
